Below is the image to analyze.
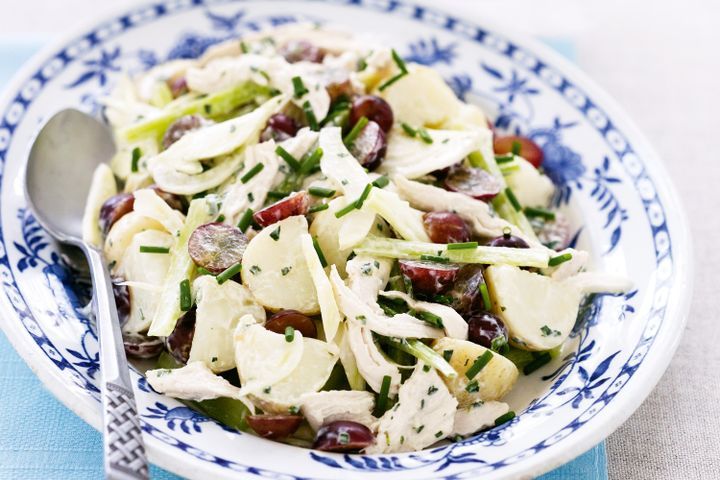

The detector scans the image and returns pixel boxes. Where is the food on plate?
[82,23,631,453]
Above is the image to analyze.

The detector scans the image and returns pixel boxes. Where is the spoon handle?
[85,247,149,480]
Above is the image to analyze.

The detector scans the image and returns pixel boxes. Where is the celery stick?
[386,338,457,378]
[469,151,538,241]
[148,198,215,336]
[354,236,550,268]
[121,82,271,142]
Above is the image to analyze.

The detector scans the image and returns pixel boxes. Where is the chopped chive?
[524,206,556,221]
[495,154,515,164]
[302,100,319,130]
[433,294,453,305]
[291,76,308,98]
[548,252,573,267]
[505,187,522,211]
[131,147,142,172]
[215,214,225,223]
[269,226,281,241]
[494,411,516,426]
[344,116,368,146]
[266,190,289,200]
[378,72,407,91]
[372,175,390,188]
[540,325,561,337]
[447,241,478,251]
[511,140,522,156]
[413,310,444,328]
[355,183,373,208]
[275,145,301,171]
[422,364,431,372]
[466,350,493,380]
[523,351,552,375]
[249,265,261,275]
[179,279,191,311]
[197,267,214,276]
[139,245,170,254]
[442,350,454,362]
[490,335,509,354]
[240,41,249,53]
[334,200,358,219]
[312,237,327,267]
[374,375,391,416]
[299,147,323,175]
[419,254,449,263]
[435,431,444,438]
[308,186,336,198]
[216,262,242,284]
[237,208,254,232]
[390,48,408,74]
[284,325,295,342]
[465,380,480,393]
[479,283,492,311]
[417,127,433,144]
[401,122,417,137]
[241,163,264,183]
[308,203,329,213]
[357,57,368,71]
[281,266,292,276]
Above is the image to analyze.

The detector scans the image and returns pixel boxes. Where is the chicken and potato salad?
[83,23,630,453]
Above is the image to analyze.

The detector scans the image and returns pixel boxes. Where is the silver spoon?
[26,109,149,480]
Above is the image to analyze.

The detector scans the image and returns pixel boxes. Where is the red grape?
[99,193,134,235]
[112,278,131,326]
[188,223,248,274]
[486,231,529,249]
[349,95,394,133]
[162,115,207,149]
[166,307,196,365]
[150,185,187,213]
[399,260,460,296]
[444,165,502,201]
[445,265,486,315]
[534,212,571,251]
[253,191,310,227]
[348,120,386,171]
[247,414,303,439]
[260,113,300,142]
[265,310,317,339]
[279,40,324,63]
[422,211,471,244]
[467,312,508,349]
[494,135,543,168]
[167,76,188,98]
[313,420,374,452]
[123,333,164,359]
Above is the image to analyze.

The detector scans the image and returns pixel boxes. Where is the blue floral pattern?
[0,1,677,478]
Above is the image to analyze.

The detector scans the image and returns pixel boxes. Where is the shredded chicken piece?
[452,401,509,436]
[301,390,377,431]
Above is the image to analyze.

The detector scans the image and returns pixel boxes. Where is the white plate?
[0,1,692,478]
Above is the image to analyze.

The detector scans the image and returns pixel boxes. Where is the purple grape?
[467,312,508,349]
[313,420,374,452]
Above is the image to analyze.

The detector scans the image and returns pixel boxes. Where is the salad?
[82,23,630,453]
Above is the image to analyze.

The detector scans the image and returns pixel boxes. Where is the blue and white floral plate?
[0,1,692,479]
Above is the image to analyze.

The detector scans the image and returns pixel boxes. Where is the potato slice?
[241,215,319,313]
[485,264,583,350]
[505,157,555,208]
[432,337,518,407]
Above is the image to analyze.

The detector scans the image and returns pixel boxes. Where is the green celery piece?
[148,198,215,336]
[121,81,270,142]
[468,151,539,241]
[505,345,561,372]
[154,353,250,431]
[386,338,457,378]
[354,236,550,268]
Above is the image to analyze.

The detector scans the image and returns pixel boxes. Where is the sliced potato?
[485,264,583,350]
[241,215,319,313]
[505,157,555,208]
[120,229,174,333]
[432,337,519,407]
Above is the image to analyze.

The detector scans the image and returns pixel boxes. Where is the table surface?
[1,1,719,479]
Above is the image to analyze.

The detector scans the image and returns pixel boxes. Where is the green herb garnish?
[479,283,492,311]
[505,187,522,211]
[494,411,516,426]
[139,245,170,254]
[303,100,319,130]
[372,175,390,188]
[291,76,308,98]
[308,203,329,213]
[374,375,391,416]
[465,350,493,380]
[548,253,573,267]
[524,206,556,221]
[312,236,327,267]
[240,163,264,183]
[417,127,433,144]
[419,254,449,263]
[343,116,368,146]
[523,351,552,375]
[447,241,478,251]
[269,226,281,241]
[216,262,242,284]
[131,147,142,172]
[237,208,254,232]
[285,326,295,342]
[179,279,192,311]
[275,145,301,171]
[308,186,336,198]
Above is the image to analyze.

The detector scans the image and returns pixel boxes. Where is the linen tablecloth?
[0,39,606,480]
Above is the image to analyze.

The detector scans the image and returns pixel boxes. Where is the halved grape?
[534,212,571,251]
[265,310,317,339]
[399,260,460,296]
[313,420,374,452]
[349,95,394,133]
[444,165,502,201]
[188,223,248,274]
[99,193,134,235]
[112,278,131,326]
[486,231,529,249]
[166,307,196,365]
[260,113,300,142]
[445,265,485,315]
[253,191,310,228]
[167,76,188,98]
[494,135,543,168]
[467,312,508,349]
[123,333,164,359]
[162,115,207,150]
[422,211,470,244]
[348,120,386,171]
[247,414,303,439]
[279,40,324,63]
[150,185,187,213]
[325,76,355,103]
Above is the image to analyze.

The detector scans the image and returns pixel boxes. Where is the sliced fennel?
[364,188,430,242]
[132,188,185,236]
[104,212,165,269]
[81,163,117,247]
[384,338,457,379]
[299,233,342,342]
[354,236,551,268]
[147,198,215,336]
[335,323,366,391]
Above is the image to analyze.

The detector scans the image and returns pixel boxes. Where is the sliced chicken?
[345,255,392,303]
[300,390,376,431]
[452,401,509,436]
[379,290,468,340]
[366,364,458,453]
[346,321,402,395]
[146,361,241,402]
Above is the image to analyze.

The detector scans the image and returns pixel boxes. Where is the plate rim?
[0,0,694,478]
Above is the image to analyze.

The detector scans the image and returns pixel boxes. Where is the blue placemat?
[0,39,606,480]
